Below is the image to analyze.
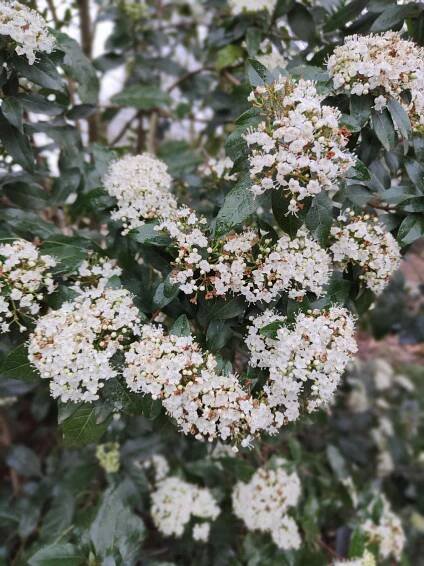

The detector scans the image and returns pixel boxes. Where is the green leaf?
[59,404,111,447]
[0,112,34,170]
[1,97,23,132]
[206,320,233,351]
[55,32,99,104]
[216,45,243,71]
[131,223,171,247]
[399,196,424,213]
[347,160,371,182]
[112,85,171,110]
[0,344,38,383]
[322,275,352,306]
[288,4,316,42]
[12,54,65,91]
[170,314,191,337]
[90,487,145,562]
[371,108,395,151]
[225,108,261,162]
[386,98,411,141]
[28,544,83,566]
[397,214,424,246]
[323,0,368,32]
[246,59,273,86]
[40,236,93,275]
[152,275,179,309]
[6,445,41,477]
[272,188,303,238]
[215,176,258,236]
[305,192,334,246]
[199,296,246,324]
[349,95,373,128]
[371,3,421,32]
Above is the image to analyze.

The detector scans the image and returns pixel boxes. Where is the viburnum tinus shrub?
[1,0,424,565]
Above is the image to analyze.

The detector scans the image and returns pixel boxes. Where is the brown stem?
[76,0,99,143]
[136,111,146,153]
[146,111,158,154]
[0,412,20,495]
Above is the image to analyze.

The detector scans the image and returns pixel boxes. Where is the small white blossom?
[330,212,401,295]
[29,285,140,402]
[246,307,357,421]
[232,458,302,550]
[333,550,376,566]
[245,76,355,212]
[151,476,220,540]
[328,32,424,131]
[362,496,406,561]
[124,323,274,446]
[0,1,55,65]
[104,153,178,234]
[0,240,56,333]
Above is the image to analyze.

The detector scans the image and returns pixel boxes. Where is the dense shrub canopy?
[0,0,423,564]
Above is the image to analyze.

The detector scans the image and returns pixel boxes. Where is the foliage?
[1,0,424,565]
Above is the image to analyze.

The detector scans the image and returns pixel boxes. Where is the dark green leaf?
[1,97,23,132]
[397,214,424,246]
[371,3,421,32]
[170,314,191,337]
[272,188,302,238]
[305,192,334,246]
[288,4,316,42]
[215,176,259,236]
[6,445,41,477]
[40,236,93,275]
[28,544,83,566]
[59,404,111,447]
[371,109,395,151]
[112,85,171,110]
[0,344,38,383]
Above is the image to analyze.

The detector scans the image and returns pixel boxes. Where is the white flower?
[228,0,277,15]
[232,458,302,550]
[257,39,287,71]
[0,240,56,333]
[200,156,236,181]
[0,1,55,65]
[333,550,376,566]
[362,496,406,561]
[124,323,275,445]
[29,285,140,402]
[169,226,331,302]
[328,32,424,131]
[151,476,220,539]
[104,153,177,234]
[246,306,358,421]
[142,454,170,482]
[330,212,401,295]
[72,255,122,292]
[245,77,355,212]
[192,522,211,542]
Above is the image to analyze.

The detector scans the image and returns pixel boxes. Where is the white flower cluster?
[104,154,177,234]
[0,240,56,333]
[157,207,209,296]
[199,156,236,181]
[29,285,140,402]
[330,211,401,295]
[0,1,55,65]
[246,306,357,421]
[142,454,170,482]
[362,496,406,562]
[72,255,122,292]
[257,39,287,71]
[124,323,274,446]
[229,0,277,15]
[245,77,355,212]
[327,32,424,130]
[232,459,301,550]
[333,550,376,566]
[168,227,331,303]
[151,476,220,541]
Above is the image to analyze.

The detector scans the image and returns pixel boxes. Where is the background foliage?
[0,0,424,564]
